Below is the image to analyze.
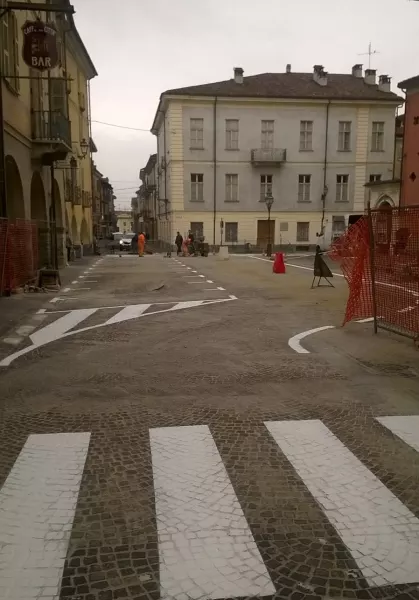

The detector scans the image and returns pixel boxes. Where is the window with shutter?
[50,79,67,116]
[2,16,10,81]
[12,12,19,92]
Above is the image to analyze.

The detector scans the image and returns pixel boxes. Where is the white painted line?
[1,298,238,366]
[30,308,99,346]
[376,416,419,453]
[0,433,90,597]
[72,280,78,284]
[229,294,238,300]
[198,274,205,278]
[265,419,419,586]
[204,288,220,291]
[105,304,151,325]
[217,286,226,291]
[186,267,192,270]
[192,270,198,273]
[247,255,345,277]
[83,271,89,274]
[84,280,98,283]
[71,287,91,291]
[79,275,85,279]
[16,325,36,336]
[184,275,203,278]
[150,425,275,599]
[206,280,214,284]
[398,306,415,313]
[32,314,47,322]
[63,287,71,293]
[36,309,47,315]
[356,318,374,323]
[3,337,22,346]
[288,325,335,354]
[187,281,206,284]
[50,297,79,304]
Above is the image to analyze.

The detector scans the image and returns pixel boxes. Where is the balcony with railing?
[251,148,286,166]
[32,110,72,161]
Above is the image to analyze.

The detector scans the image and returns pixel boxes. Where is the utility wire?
[91,120,150,132]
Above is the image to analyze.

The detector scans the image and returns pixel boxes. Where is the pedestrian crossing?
[0,417,419,599]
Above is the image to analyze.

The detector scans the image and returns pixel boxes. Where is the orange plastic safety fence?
[0,218,39,295]
[331,207,419,338]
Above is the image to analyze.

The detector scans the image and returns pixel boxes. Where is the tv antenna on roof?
[358,42,380,69]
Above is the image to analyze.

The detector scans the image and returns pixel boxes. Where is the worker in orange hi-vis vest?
[138,232,145,257]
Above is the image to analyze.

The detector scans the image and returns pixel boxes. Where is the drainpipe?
[213,96,218,247]
[318,100,330,240]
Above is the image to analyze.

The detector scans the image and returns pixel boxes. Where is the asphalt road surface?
[1,253,419,600]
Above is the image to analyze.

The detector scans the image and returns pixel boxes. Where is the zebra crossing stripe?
[0,433,90,599]
[150,425,275,599]
[376,415,419,452]
[265,419,419,587]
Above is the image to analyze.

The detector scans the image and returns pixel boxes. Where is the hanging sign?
[22,20,59,71]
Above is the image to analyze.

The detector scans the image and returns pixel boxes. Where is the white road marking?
[0,433,90,598]
[246,255,345,277]
[288,326,335,353]
[217,286,225,291]
[0,298,238,367]
[63,287,71,293]
[192,270,198,273]
[206,280,214,284]
[84,280,98,283]
[356,318,374,323]
[36,309,47,315]
[187,281,206,284]
[79,275,85,279]
[50,297,79,304]
[3,337,22,346]
[105,304,151,325]
[72,280,78,284]
[184,275,202,278]
[83,271,89,274]
[265,419,419,586]
[16,325,35,336]
[150,425,275,599]
[398,306,415,313]
[376,416,419,453]
[204,288,220,291]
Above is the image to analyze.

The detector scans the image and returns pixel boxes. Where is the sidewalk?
[0,256,97,341]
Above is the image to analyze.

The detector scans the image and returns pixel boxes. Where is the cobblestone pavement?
[1,254,419,600]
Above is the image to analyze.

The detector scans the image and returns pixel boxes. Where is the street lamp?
[265,193,274,257]
[80,138,89,158]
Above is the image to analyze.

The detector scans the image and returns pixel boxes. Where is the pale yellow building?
[1,0,97,265]
[151,65,402,251]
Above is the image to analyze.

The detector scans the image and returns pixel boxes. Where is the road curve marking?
[288,325,335,354]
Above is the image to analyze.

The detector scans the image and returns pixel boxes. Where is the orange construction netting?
[0,218,39,295]
[330,207,419,338]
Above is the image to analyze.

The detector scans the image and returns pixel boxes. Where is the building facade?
[138,154,159,239]
[115,210,133,234]
[1,0,97,265]
[151,65,402,250]
[92,164,115,239]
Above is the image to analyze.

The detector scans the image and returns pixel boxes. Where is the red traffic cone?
[273,252,286,274]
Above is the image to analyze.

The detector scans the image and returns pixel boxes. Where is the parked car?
[119,232,135,251]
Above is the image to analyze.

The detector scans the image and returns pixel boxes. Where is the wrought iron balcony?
[32,110,72,159]
[251,148,286,166]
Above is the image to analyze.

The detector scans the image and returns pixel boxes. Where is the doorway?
[257,219,275,249]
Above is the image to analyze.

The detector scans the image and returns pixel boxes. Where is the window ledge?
[371,149,385,153]
[225,200,240,203]
[190,200,205,203]
[299,149,314,152]
[225,148,239,151]
[190,147,204,151]
[297,200,312,203]
[337,149,352,153]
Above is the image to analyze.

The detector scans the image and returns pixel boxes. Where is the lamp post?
[220,218,224,246]
[265,193,274,257]
[80,138,89,159]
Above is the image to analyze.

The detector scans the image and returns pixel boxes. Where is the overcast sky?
[74,0,417,209]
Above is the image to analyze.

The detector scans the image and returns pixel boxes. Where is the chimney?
[352,64,363,78]
[286,64,291,74]
[365,69,376,85]
[313,64,328,86]
[233,67,244,84]
[378,74,391,93]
